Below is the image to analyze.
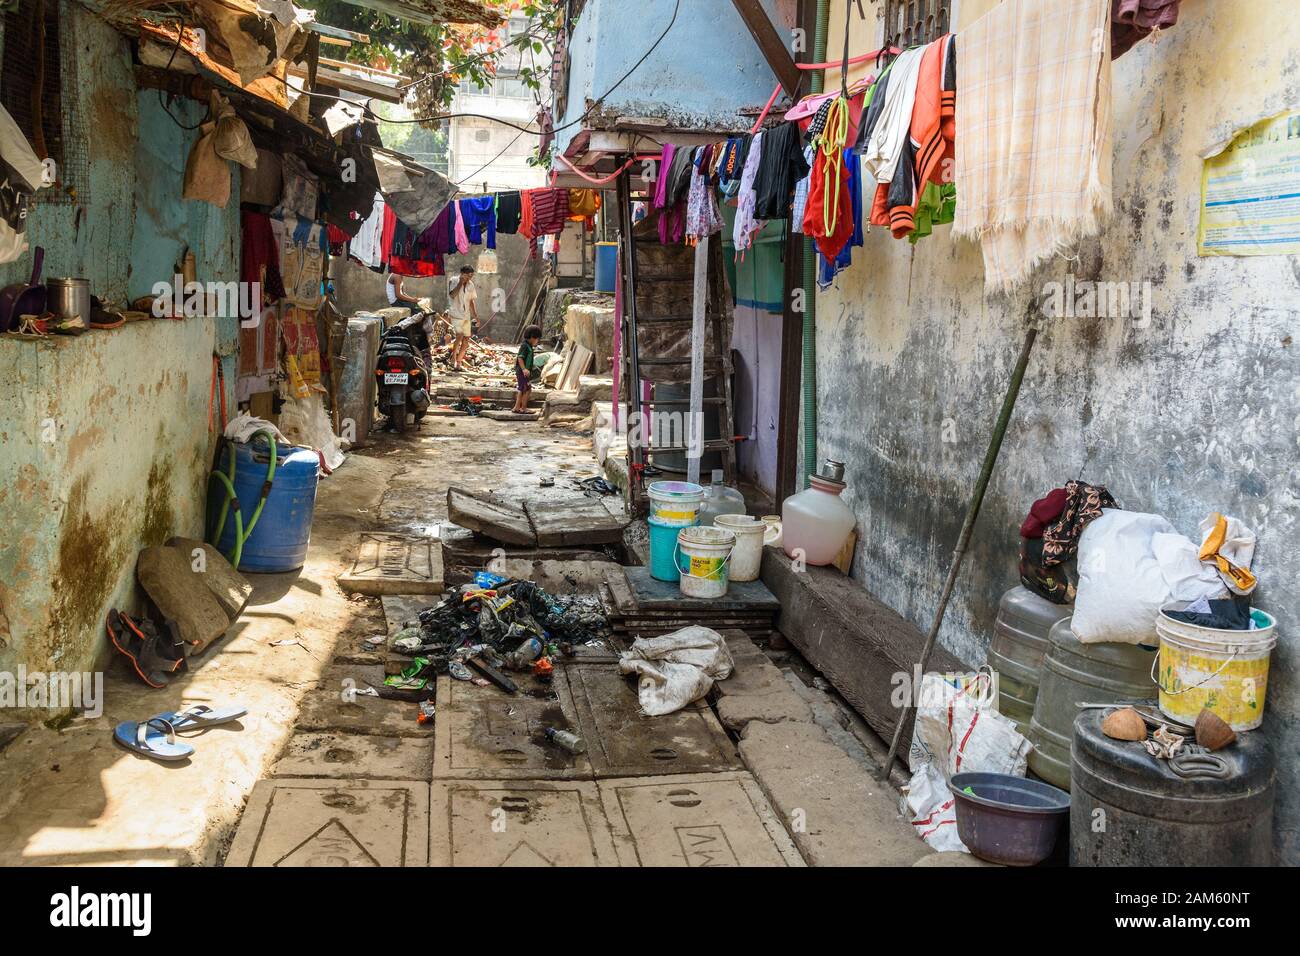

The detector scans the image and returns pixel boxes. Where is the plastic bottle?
[698,469,746,526]
[544,727,585,754]
[781,459,856,566]
[505,637,543,670]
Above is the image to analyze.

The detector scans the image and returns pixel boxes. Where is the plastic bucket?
[1154,606,1277,731]
[714,514,766,582]
[675,525,735,599]
[648,517,683,582]
[647,480,705,527]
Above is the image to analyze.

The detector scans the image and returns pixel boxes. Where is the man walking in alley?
[447,265,478,372]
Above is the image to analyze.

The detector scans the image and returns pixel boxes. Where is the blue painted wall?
[555,0,790,155]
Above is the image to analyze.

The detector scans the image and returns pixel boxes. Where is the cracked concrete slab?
[713,630,815,731]
[737,720,932,867]
[428,779,618,866]
[226,778,429,867]
[432,674,591,779]
[273,733,433,780]
[566,663,742,777]
[600,772,803,867]
[295,665,431,738]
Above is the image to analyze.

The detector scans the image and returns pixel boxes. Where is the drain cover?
[600,772,803,867]
[428,779,618,866]
[432,675,591,779]
[564,664,741,777]
[226,778,429,867]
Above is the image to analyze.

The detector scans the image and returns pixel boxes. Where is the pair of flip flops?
[106,610,186,688]
[113,704,247,762]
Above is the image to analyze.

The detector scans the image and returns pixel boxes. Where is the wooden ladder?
[621,221,738,508]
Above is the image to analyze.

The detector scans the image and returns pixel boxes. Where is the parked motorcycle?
[376,313,432,433]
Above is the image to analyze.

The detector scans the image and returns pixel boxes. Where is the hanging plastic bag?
[475,248,499,274]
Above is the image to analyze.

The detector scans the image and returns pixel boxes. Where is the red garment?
[380,204,397,268]
[389,255,444,277]
[240,210,285,301]
[1020,488,1070,539]
[802,149,854,261]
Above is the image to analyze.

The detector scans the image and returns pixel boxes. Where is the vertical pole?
[882,325,1041,777]
[687,234,709,486]
[615,161,646,488]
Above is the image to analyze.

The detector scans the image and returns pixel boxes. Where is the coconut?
[1194,708,1237,751]
[1102,706,1147,741]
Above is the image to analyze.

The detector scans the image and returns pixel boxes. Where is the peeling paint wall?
[0,6,239,716]
[815,0,1300,862]
[555,0,792,156]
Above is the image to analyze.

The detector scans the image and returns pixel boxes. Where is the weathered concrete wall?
[330,231,546,344]
[815,0,1300,861]
[555,0,792,156]
[0,9,239,715]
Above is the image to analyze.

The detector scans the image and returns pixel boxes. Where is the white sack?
[1072,509,1176,645]
[1152,531,1228,604]
[618,626,734,716]
[224,412,289,446]
[278,394,346,474]
[901,762,966,853]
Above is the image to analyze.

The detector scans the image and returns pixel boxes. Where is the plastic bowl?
[950,771,1070,866]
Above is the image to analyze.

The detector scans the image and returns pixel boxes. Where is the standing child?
[512,325,543,414]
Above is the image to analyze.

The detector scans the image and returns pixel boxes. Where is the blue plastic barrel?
[594,241,618,293]
[211,439,320,572]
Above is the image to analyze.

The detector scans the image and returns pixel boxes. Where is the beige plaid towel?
[953,0,1113,293]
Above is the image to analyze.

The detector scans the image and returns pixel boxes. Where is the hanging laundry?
[389,218,444,277]
[732,130,766,255]
[379,203,397,269]
[952,0,1113,293]
[453,201,470,254]
[349,192,386,270]
[753,122,811,221]
[870,34,956,238]
[459,195,497,249]
[857,46,926,186]
[496,191,523,234]
[818,147,862,288]
[567,188,601,219]
[418,203,456,258]
[686,144,723,238]
[240,209,286,302]
[790,145,816,235]
[278,154,319,222]
[718,136,750,199]
[1112,0,1181,58]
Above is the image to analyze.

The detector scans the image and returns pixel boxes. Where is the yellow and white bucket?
[647,480,706,528]
[675,525,736,599]
[1154,605,1277,731]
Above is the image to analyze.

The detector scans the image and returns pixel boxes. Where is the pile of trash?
[430,334,522,377]
[384,572,610,693]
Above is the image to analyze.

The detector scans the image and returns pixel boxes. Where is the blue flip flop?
[155,704,247,734]
[113,718,194,762]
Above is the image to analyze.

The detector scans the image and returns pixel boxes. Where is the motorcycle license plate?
[383,373,409,384]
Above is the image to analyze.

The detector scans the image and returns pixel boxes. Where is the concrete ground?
[0,403,933,867]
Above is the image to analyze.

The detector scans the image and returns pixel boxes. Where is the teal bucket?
[648,516,686,582]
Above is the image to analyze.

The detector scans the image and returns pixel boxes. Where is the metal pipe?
[800,0,830,485]
[882,324,1041,777]
[615,161,646,484]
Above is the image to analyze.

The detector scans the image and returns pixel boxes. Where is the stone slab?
[621,566,779,612]
[273,733,434,779]
[432,675,592,779]
[712,630,815,731]
[295,665,432,738]
[523,497,627,547]
[135,545,230,655]
[226,778,429,867]
[737,720,931,867]
[337,532,444,596]
[565,663,742,777]
[428,779,618,867]
[599,772,804,867]
[381,594,433,636]
[168,536,253,620]
[447,487,536,546]
[760,549,967,741]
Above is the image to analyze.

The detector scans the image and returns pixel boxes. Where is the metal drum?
[1070,708,1275,866]
[987,586,1072,734]
[1026,618,1157,789]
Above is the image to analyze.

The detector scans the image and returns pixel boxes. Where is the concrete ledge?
[714,631,814,731]
[737,720,932,867]
[760,549,967,741]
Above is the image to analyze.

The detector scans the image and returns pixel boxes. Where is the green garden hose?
[207,429,279,571]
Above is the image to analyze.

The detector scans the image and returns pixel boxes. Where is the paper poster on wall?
[1198,109,1300,256]
[281,304,322,398]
